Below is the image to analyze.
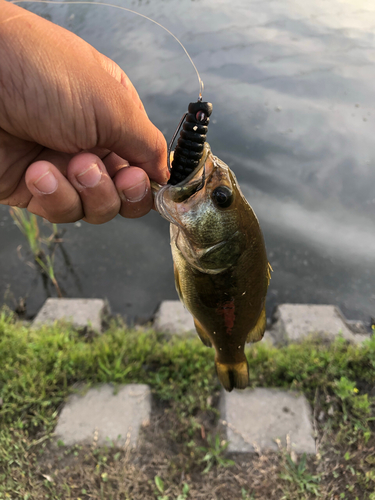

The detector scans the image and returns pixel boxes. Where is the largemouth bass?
[154,141,271,392]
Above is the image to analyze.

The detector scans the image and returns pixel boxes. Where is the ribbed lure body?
[168,101,213,185]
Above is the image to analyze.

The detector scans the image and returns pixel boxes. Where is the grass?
[0,307,375,499]
[9,208,42,258]
[9,208,62,297]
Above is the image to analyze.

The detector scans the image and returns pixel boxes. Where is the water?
[1,0,374,325]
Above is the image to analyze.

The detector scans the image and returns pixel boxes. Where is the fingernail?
[122,179,148,202]
[77,163,102,188]
[34,170,58,194]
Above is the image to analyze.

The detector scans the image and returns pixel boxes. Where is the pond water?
[1,0,375,325]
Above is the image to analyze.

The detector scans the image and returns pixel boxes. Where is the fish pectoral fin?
[173,263,184,304]
[174,265,212,349]
[215,359,249,392]
[194,318,212,347]
[267,262,273,285]
[246,305,267,343]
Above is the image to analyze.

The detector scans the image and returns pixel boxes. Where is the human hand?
[0,0,168,223]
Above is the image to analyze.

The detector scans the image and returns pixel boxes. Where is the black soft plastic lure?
[168,101,213,185]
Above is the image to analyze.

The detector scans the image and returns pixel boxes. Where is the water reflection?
[1,0,374,324]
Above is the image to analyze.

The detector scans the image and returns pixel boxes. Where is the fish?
[154,138,271,392]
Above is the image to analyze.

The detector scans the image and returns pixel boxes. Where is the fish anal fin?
[246,305,266,343]
[215,359,249,392]
[194,318,212,347]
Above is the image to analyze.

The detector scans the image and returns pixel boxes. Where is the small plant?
[334,376,358,401]
[153,480,189,500]
[154,475,169,500]
[35,253,62,297]
[197,433,235,473]
[333,376,373,443]
[9,208,42,258]
[176,483,189,500]
[9,207,62,297]
[333,376,359,421]
[280,453,321,496]
[241,488,255,500]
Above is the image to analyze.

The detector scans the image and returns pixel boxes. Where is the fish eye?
[211,186,233,208]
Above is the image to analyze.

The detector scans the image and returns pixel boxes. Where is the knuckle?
[40,202,82,224]
[120,197,152,219]
[83,199,120,224]
[121,205,151,219]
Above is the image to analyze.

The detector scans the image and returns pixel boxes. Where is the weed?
[332,376,373,444]
[280,453,321,497]
[9,208,42,258]
[197,433,235,473]
[9,207,62,296]
[334,376,358,401]
[35,253,62,297]
[241,488,255,499]
[154,475,169,500]
[176,483,190,500]
[153,476,189,500]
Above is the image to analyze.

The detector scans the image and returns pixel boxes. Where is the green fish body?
[154,144,271,391]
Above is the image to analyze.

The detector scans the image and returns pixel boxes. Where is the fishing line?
[10,0,204,99]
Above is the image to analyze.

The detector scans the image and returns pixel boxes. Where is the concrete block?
[220,388,315,454]
[54,384,151,447]
[262,330,276,346]
[346,319,369,335]
[273,304,369,345]
[32,298,107,332]
[153,300,195,335]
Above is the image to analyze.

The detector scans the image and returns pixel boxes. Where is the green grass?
[9,208,62,296]
[0,307,375,499]
[9,208,43,259]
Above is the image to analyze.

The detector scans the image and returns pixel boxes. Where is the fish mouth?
[170,142,211,190]
[154,143,214,226]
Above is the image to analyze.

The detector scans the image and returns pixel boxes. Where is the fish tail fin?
[215,359,249,392]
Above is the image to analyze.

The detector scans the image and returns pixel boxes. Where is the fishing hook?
[167,112,188,173]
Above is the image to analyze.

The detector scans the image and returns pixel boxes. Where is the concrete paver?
[32,298,107,332]
[153,300,195,335]
[272,304,369,345]
[54,384,151,447]
[220,388,316,454]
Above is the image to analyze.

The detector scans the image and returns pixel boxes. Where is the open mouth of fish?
[154,142,212,227]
